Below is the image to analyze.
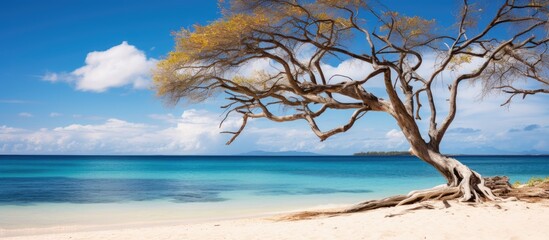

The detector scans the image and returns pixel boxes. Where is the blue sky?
[0,0,547,155]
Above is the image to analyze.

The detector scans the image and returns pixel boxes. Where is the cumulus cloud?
[439,82,549,137]
[320,59,380,86]
[16,47,549,155]
[42,72,62,82]
[241,124,413,154]
[0,125,24,134]
[148,113,178,124]
[384,129,407,147]
[401,51,549,153]
[0,109,241,154]
[155,109,241,152]
[246,126,322,152]
[0,108,413,155]
[2,107,548,154]
[227,48,382,90]
[385,129,402,139]
[18,112,33,118]
[447,127,481,134]
[523,124,541,131]
[188,50,547,154]
[43,42,157,92]
[509,124,542,132]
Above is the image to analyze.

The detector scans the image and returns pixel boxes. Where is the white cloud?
[155,109,241,152]
[160,51,549,154]
[0,109,241,154]
[0,108,407,155]
[386,129,404,139]
[384,129,407,148]
[148,113,177,123]
[43,42,157,92]
[49,112,62,117]
[233,58,276,77]
[227,49,383,88]
[320,58,379,86]
[235,120,414,154]
[18,112,33,118]
[246,126,322,152]
[71,114,104,120]
[42,72,61,82]
[415,60,549,137]
[1,105,547,154]
[24,47,549,155]
[404,52,549,153]
[0,125,25,134]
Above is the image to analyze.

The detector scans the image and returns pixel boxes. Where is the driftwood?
[485,175,549,201]
[483,176,512,196]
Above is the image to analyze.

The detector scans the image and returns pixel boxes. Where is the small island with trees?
[353,151,412,156]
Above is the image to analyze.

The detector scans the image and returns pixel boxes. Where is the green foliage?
[526,177,545,187]
[379,11,436,47]
[153,0,362,105]
[514,176,549,187]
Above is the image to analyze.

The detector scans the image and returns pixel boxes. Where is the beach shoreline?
[3,199,549,240]
[0,200,355,238]
[2,156,548,239]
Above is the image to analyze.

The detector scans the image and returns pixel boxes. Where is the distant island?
[353,151,411,156]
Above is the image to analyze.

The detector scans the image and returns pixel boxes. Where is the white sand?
[2,199,549,240]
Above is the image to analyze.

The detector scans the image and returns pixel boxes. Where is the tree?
[154,0,548,208]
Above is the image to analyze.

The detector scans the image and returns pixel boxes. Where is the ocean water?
[0,155,548,230]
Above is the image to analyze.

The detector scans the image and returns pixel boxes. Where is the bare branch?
[154,0,548,149]
[223,115,248,145]
[305,107,370,141]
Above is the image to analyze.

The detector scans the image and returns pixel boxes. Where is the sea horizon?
[2,153,549,157]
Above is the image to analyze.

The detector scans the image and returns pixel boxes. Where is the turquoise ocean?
[1,155,548,231]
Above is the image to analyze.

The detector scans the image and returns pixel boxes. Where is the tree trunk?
[385,96,497,203]
[408,143,497,203]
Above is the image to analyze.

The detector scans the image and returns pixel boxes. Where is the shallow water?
[0,155,548,229]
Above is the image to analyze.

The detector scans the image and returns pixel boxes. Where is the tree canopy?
[154,0,548,204]
[155,0,548,146]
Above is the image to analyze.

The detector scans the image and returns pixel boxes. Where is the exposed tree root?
[278,186,463,221]
[385,203,436,218]
[278,177,499,221]
[397,186,459,206]
[277,153,506,222]
[277,194,406,221]
[507,181,549,203]
[449,164,498,202]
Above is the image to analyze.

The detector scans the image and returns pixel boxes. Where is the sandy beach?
[3,199,548,240]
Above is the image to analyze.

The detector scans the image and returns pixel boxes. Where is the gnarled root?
[449,164,498,202]
[279,173,499,221]
[278,154,502,221]
[278,187,460,221]
[278,194,407,221]
[397,186,459,206]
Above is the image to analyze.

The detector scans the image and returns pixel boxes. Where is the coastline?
[3,199,549,240]
[2,156,548,239]
[0,198,358,238]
